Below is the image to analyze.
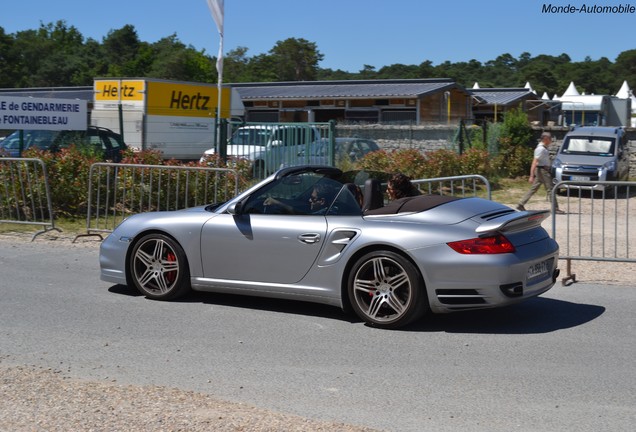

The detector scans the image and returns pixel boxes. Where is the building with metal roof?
[231,79,474,124]
[469,87,557,124]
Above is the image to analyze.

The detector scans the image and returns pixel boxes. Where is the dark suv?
[0,126,127,162]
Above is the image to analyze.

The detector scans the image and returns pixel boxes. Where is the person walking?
[517,132,564,214]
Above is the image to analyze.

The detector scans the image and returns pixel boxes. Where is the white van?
[551,126,630,191]
[201,124,323,177]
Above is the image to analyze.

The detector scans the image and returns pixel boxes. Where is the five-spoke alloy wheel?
[129,233,190,300]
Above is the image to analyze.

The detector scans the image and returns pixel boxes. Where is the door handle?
[298,233,321,244]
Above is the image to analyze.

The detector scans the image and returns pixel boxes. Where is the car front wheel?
[348,251,427,329]
[129,233,191,300]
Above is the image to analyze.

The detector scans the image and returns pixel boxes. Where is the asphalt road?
[1,238,635,432]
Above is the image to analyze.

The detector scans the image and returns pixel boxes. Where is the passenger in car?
[364,173,428,216]
[387,173,420,200]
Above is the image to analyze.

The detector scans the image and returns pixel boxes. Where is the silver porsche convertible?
[100,165,560,329]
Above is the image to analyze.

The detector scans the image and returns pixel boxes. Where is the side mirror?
[227,201,243,215]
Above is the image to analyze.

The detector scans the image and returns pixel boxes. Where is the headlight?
[603,160,617,173]
[553,158,563,169]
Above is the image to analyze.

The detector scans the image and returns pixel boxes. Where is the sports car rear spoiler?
[475,210,550,234]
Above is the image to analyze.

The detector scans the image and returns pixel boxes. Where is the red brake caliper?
[165,252,177,283]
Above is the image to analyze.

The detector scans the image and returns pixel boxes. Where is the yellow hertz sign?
[94,80,145,102]
[147,81,231,118]
[94,80,231,118]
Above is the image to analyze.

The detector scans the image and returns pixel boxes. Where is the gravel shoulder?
[0,363,378,432]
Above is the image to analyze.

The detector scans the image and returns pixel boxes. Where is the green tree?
[316,67,355,81]
[268,38,324,81]
[35,21,88,86]
[614,49,636,91]
[356,64,377,79]
[435,59,484,87]
[144,34,214,82]
[72,38,110,84]
[501,106,533,146]
[245,53,278,82]
[10,26,57,86]
[101,25,146,76]
[376,63,420,79]
[519,61,560,96]
[0,27,18,87]
[480,54,519,87]
[517,53,572,96]
[494,106,534,177]
[222,46,252,82]
[417,60,436,78]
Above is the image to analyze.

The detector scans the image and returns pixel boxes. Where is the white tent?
[615,80,636,109]
[524,82,535,94]
[615,80,631,98]
[562,81,580,98]
[615,80,636,126]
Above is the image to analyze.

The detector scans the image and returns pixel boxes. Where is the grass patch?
[490,177,530,204]
[0,218,86,235]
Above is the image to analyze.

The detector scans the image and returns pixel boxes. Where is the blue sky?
[2,0,634,72]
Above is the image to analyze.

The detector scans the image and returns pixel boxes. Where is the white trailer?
[91,78,243,160]
[558,94,632,127]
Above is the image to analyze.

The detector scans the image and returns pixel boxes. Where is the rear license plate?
[527,258,552,280]
[571,175,590,181]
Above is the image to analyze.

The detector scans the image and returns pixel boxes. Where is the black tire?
[347,251,428,329]
[129,233,191,300]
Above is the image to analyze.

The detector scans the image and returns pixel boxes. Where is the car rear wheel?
[348,251,427,329]
[129,233,190,300]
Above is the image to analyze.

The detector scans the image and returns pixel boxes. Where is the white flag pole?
[206,0,224,153]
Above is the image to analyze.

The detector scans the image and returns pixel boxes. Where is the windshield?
[560,137,615,156]
[0,130,59,150]
[240,170,363,216]
[229,128,270,147]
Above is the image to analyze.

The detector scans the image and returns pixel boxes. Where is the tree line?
[1,21,634,98]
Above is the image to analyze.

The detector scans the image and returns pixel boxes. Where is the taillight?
[447,234,515,254]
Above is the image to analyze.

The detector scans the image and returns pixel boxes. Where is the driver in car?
[307,183,332,214]
[264,183,331,215]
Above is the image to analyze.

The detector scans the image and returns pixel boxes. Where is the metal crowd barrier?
[75,163,240,241]
[0,157,60,240]
[412,174,492,200]
[551,180,635,285]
